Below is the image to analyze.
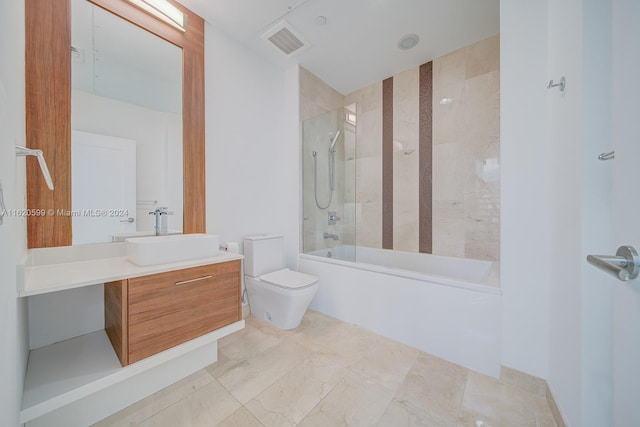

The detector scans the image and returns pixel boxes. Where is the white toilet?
[244,234,318,329]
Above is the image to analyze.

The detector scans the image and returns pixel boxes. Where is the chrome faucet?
[149,207,173,236]
[323,232,339,241]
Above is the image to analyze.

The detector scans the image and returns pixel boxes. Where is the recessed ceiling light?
[315,16,327,25]
[398,34,419,50]
[439,98,453,105]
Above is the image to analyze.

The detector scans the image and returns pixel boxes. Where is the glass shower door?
[302,107,356,262]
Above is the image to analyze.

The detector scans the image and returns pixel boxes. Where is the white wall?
[72,90,184,233]
[204,25,300,268]
[546,0,584,424]
[500,0,551,379]
[581,1,613,425]
[502,1,615,426]
[0,1,30,426]
[547,0,615,426]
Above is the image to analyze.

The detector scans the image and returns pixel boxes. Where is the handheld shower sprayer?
[312,129,341,209]
[329,131,341,153]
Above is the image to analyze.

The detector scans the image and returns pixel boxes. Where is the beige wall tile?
[345,80,382,114]
[432,142,469,202]
[392,70,419,253]
[432,217,466,258]
[300,67,344,121]
[433,82,465,145]
[465,34,500,79]
[464,70,500,143]
[357,108,383,158]
[433,48,466,88]
[393,68,419,102]
[431,35,500,263]
[306,35,501,262]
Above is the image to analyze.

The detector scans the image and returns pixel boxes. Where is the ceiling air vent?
[261,21,310,56]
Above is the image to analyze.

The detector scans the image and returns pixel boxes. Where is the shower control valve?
[328,211,341,225]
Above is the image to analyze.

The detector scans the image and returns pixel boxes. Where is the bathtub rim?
[299,253,502,296]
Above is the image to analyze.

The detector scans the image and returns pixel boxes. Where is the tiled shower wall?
[300,34,500,261]
[344,35,500,261]
[344,82,383,249]
[432,35,500,261]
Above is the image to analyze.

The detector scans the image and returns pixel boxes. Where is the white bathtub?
[299,246,502,377]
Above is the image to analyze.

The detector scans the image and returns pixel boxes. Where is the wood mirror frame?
[25,0,205,248]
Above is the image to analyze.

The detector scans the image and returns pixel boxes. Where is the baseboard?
[546,382,568,427]
[500,366,546,398]
[500,365,567,427]
[242,303,251,319]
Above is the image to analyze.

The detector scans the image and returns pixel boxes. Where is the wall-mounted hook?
[547,76,566,92]
[0,180,6,226]
[16,145,54,190]
[598,151,615,161]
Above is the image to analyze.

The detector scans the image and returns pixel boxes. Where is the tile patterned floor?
[93,310,557,427]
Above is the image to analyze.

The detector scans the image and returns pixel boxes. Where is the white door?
[72,130,136,245]
[611,1,640,425]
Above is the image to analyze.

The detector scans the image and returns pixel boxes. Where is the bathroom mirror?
[25,0,205,248]
[71,0,184,244]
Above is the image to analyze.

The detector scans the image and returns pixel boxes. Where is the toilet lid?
[259,268,318,290]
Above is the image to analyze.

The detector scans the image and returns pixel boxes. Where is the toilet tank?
[244,234,285,277]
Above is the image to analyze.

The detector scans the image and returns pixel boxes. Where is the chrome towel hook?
[547,76,566,92]
[598,151,615,161]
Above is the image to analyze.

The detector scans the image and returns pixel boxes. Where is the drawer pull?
[175,275,212,286]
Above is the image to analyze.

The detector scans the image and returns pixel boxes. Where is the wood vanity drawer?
[105,260,241,366]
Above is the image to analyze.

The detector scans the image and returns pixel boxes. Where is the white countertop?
[19,249,243,297]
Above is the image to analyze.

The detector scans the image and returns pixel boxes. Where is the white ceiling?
[179,0,499,95]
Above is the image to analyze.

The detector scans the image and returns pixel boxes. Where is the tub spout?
[323,232,339,241]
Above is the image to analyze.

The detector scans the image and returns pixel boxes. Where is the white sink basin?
[125,234,220,266]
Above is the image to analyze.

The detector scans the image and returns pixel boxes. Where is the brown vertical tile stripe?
[419,62,433,253]
[382,77,394,249]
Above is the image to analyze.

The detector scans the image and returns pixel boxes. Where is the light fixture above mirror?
[124,0,187,32]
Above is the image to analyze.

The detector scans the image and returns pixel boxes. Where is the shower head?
[329,131,341,152]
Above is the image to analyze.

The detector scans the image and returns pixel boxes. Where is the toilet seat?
[259,268,318,290]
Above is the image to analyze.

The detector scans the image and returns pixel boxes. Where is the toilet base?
[245,276,318,330]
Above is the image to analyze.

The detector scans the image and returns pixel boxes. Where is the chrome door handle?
[587,245,640,281]
[120,217,135,223]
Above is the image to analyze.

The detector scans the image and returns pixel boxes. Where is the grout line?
[131,374,217,427]
[546,383,567,427]
[457,368,471,421]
